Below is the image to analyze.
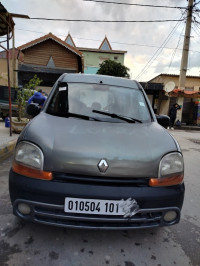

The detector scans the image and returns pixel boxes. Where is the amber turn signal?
[12,162,53,180]
[149,174,184,187]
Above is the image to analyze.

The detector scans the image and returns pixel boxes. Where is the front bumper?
[9,170,185,229]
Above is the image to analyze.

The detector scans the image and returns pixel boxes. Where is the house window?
[47,56,55,68]
[100,40,111,50]
[114,56,118,60]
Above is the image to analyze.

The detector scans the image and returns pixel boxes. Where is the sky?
[1,0,200,82]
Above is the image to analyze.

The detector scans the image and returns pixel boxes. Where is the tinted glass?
[46,83,151,122]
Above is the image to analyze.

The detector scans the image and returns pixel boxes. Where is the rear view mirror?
[26,103,41,117]
[156,114,170,128]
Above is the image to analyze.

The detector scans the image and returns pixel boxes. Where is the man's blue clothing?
[28,92,46,106]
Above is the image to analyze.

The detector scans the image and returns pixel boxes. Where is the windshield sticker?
[59,87,67,91]
[139,102,145,107]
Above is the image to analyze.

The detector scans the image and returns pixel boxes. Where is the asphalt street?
[0,130,199,266]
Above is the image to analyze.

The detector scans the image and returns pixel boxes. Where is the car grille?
[52,172,150,187]
[14,200,180,229]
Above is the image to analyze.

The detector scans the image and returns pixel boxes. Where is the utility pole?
[12,28,16,87]
[177,0,194,121]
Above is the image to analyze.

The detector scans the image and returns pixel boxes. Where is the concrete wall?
[150,74,200,122]
[151,75,200,89]
[159,99,170,115]
[0,59,18,87]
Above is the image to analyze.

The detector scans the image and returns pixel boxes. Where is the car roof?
[59,73,140,89]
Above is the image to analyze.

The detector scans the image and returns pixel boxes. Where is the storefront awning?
[172,88,199,95]
[183,91,198,95]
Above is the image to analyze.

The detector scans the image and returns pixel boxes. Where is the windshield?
[46,82,151,123]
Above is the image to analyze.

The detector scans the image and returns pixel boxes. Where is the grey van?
[9,74,184,229]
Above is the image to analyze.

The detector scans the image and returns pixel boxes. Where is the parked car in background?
[9,74,184,229]
[0,86,18,120]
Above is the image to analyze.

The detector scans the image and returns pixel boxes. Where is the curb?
[173,125,200,131]
[0,139,17,162]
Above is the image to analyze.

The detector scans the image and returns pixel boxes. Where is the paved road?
[0,130,199,266]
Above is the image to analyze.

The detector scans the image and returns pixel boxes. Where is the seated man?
[28,89,46,107]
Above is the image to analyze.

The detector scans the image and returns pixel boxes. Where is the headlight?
[149,152,184,187]
[14,141,44,169]
[13,141,52,180]
[159,152,184,178]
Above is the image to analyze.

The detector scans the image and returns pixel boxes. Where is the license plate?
[64,197,139,217]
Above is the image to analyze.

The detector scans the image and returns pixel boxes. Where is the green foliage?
[16,75,43,121]
[97,60,130,78]
[16,89,33,121]
[24,74,43,90]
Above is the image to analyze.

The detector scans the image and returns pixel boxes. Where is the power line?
[14,27,181,50]
[83,0,186,10]
[28,17,184,23]
[194,17,200,24]
[193,19,200,32]
[194,21,200,34]
[134,14,186,80]
[192,24,200,36]
[168,25,185,73]
[194,1,200,6]
[14,27,200,54]
[194,10,200,19]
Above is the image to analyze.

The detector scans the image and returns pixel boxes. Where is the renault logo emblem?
[98,159,109,173]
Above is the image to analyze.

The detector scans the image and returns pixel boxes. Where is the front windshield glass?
[46,82,151,122]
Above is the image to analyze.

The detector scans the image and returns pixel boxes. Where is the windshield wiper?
[48,111,101,121]
[65,112,102,121]
[92,110,142,123]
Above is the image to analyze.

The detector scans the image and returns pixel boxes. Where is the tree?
[16,75,42,121]
[24,74,43,91]
[97,60,130,78]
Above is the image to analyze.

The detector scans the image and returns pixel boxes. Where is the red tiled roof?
[184,91,198,95]
[172,88,199,95]
[172,88,182,93]
[17,32,82,57]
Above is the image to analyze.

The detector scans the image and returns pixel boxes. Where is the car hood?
[22,113,178,178]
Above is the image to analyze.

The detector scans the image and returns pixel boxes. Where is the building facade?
[65,34,127,74]
[140,82,163,114]
[0,33,84,94]
[0,33,127,94]
[17,33,83,93]
[149,74,200,125]
[0,48,22,88]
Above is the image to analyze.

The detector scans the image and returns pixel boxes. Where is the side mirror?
[156,114,170,129]
[26,103,41,117]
